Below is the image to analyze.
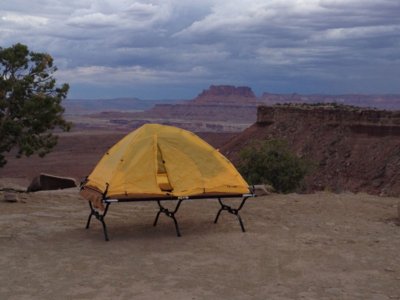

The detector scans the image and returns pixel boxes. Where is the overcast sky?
[1,0,399,99]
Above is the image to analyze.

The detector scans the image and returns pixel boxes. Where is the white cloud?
[175,0,327,38]
[58,63,211,86]
[125,2,161,19]
[67,12,120,28]
[64,1,172,30]
[1,13,48,28]
[316,25,400,41]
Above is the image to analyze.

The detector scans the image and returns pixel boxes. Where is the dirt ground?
[1,187,399,300]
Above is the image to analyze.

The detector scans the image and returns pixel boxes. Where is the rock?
[27,173,77,192]
[0,180,27,193]
[191,85,257,106]
[3,191,18,202]
[252,184,274,196]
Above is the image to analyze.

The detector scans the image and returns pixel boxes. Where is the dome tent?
[80,124,250,209]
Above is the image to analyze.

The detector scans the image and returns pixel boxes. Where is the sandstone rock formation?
[68,85,400,133]
[191,85,257,106]
[221,104,400,196]
[92,85,258,132]
[260,93,400,110]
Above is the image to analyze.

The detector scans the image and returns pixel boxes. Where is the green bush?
[238,139,310,193]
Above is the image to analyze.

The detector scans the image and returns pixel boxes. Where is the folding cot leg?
[153,210,162,227]
[85,203,94,229]
[214,197,249,232]
[153,199,183,237]
[85,201,111,241]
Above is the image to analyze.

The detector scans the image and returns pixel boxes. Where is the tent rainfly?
[80,123,250,209]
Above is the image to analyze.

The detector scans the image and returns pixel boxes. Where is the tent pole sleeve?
[153,199,183,237]
[214,196,250,232]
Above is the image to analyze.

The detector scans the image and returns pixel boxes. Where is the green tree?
[0,43,70,167]
[239,139,310,193]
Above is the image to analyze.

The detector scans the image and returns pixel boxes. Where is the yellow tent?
[80,124,250,208]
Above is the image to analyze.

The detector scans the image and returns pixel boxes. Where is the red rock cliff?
[222,104,400,196]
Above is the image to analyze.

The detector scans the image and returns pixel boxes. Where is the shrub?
[238,139,310,193]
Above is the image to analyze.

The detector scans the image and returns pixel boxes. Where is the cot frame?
[85,193,255,241]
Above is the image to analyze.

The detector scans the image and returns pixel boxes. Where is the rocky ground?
[0,187,399,299]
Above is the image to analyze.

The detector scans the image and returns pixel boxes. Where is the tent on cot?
[80,123,254,240]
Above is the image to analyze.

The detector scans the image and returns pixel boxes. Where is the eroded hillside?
[221,104,400,196]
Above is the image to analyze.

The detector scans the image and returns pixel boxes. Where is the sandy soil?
[1,188,400,300]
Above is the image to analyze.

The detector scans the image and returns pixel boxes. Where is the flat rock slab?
[27,173,77,192]
[3,191,19,202]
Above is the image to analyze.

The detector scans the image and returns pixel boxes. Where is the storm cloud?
[1,0,399,99]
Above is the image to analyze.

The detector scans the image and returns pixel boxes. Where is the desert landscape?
[2,0,400,296]
[1,187,400,299]
[1,86,400,299]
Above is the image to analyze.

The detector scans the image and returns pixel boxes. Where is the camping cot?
[80,124,255,241]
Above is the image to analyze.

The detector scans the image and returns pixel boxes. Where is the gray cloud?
[1,0,399,99]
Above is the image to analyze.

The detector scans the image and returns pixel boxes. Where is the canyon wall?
[222,104,400,196]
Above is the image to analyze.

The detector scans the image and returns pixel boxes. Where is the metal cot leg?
[85,201,94,229]
[85,201,111,241]
[153,199,183,237]
[214,197,249,232]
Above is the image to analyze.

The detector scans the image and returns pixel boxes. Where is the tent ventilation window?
[157,146,173,192]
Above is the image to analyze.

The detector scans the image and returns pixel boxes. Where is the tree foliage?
[238,139,310,193]
[0,43,70,167]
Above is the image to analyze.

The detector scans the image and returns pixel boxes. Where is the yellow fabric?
[157,173,172,191]
[82,124,250,200]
